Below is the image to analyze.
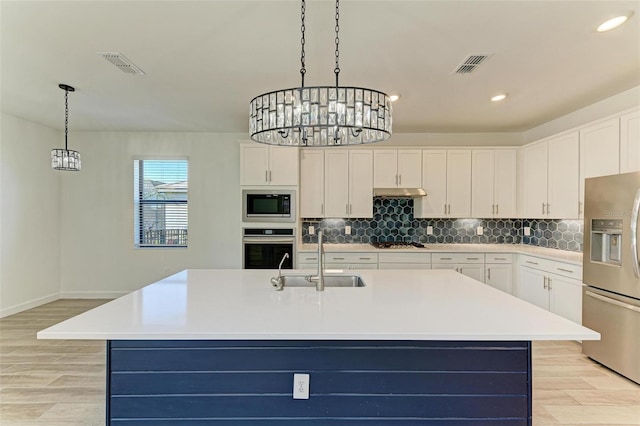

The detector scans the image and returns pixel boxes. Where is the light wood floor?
[1,299,639,425]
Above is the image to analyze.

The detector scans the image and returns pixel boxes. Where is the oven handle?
[585,291,640,313]
[242,237,295,243]
[631,188,640,279]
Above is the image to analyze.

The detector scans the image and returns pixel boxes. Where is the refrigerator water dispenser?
[590,219,623,266]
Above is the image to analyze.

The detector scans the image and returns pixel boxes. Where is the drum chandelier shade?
[249,0,392,147]
[51,84,81,171]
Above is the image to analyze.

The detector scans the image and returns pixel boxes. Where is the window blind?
[134,159,188,247]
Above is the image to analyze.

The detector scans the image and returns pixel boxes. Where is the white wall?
[523,86,640,143]
[59,132,243,297]
[0,113,61,317]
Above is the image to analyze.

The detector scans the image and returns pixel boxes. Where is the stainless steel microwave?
[242,190,296,222]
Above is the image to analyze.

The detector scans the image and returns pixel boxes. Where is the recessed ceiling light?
[597,12,633,32]
[389,94,400,102]
[491,93,508,102]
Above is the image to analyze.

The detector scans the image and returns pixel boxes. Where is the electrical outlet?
[476,226,483,235]
[524,226,531,236]
[293,373,309,399]
[345,225,351,235]
[309,225,315,235]
[426,226,434,235]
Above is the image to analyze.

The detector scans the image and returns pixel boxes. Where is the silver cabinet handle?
[557,267,574,274]
[440,257,452,260]
[265,170,269,183]
[496,204,499,215]
[632,188,640,278]
[398,174,402,185]
[349,204,352,215]
[333,257,345,260]
[492,204,495,214]
[444,204,447,215]
[268,170,272,182]
[547,277,552,290]
[487,267,491,280]
[542,203,546,214]
[546,203,550,215]
[395,174,399,185]
[543,276,548,290]
[586,291,640,313]
[466,257,479,260]
[495,257,507,261]
[359,257,371,260]
[448,204,451,214]
[321,203,324,215]
[578,201,583,216]
[525,260,539,265]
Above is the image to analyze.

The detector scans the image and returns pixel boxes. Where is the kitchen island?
[39,269,598,425]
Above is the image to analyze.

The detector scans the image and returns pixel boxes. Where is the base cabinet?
[518,256,583,324]
[485,264,513,295]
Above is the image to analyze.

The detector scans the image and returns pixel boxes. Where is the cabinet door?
[548,132,579,219]
[522,142,548,218]
[324,150,349,218]
[485,263,512,294]
[519,267,550,310]
[471,150,495,218]
[269,146,299,185]
[299,150,325,217]
[349,150,373,218]
[446,150,472,217]
[373,150,398,187]
[549,274,583,324]
[494,150,517,218]
[240,144,269,185]
[397,150,422,187]
[416,150,447,218]
[620,110,640,173]
[579,118,621,210]
[459,264,485,283]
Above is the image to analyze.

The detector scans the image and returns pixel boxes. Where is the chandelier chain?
[300,0,306,86]
[334,0,340,86]
[64,87,69,150]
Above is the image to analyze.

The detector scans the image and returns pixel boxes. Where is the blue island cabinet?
[107,340,532,425]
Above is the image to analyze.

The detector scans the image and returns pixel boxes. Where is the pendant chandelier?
[249,0,392,147]
[51,84,81,171]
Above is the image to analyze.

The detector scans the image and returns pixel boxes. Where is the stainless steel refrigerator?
[583,171,640,384]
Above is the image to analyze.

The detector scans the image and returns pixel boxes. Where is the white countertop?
[38,269,598,342]
[297,243,583,265]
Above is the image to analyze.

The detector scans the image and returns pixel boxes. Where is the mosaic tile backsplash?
[302,198,584,252]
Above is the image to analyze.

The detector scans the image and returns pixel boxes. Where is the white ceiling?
[1,0,639,134]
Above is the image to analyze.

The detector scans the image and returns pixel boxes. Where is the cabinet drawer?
[378,263,431,270]
[486,253,513,263]
[519,255,582,280]
[378,252,431,264]
[325,263,378,270]
[325,252,378,264]
[298,253,320,263]
[432,253,484,264]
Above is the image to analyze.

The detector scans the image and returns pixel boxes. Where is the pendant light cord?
[64,87,69,150]
[300,0,306,87]
[334,0,340,87]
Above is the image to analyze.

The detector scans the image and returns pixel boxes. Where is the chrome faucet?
[270,253,289,291]
[306,230,325,291]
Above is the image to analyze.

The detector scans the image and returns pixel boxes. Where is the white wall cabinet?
[299,150,325,217]
[579,118,620,216]
[416,150,471,218]
[472,150,516,218]
[373,149,422,188]
[518,255,583,324]
[521,133,580,219]
[620,109,640,173]
[240,143,299,186]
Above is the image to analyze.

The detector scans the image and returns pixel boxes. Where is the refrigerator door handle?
[631,188,640,278]
[585,290,640,313]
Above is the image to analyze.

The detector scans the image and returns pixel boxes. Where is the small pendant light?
[51,84,81,171]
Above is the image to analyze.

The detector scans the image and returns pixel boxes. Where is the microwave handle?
[242,237,295,243]
[631,188,640,278]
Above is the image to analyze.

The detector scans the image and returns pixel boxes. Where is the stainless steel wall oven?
[242,228,295,269]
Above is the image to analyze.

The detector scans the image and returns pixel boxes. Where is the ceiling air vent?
[452,54,492,74]
[97,52,145,75]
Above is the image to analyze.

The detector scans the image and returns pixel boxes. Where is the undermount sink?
[281,274,366,288]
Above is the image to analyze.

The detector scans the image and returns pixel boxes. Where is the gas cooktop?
[370,242,426,249]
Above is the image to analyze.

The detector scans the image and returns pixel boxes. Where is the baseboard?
[0,292,59,318]
[59,290,126,299]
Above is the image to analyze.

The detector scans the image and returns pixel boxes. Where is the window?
[134,159,188,247]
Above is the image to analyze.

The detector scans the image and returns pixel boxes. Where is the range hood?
[373,188,427,198]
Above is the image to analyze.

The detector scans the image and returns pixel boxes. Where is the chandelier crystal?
[51,84,81,171]
[249,0,392,147]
